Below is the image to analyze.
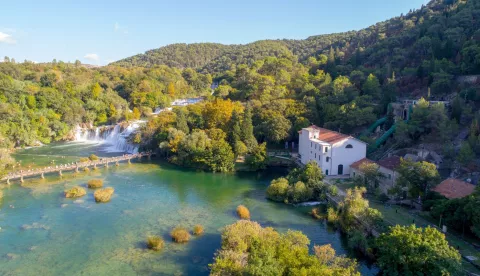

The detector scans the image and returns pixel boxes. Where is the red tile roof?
[432,178,476,199]
[350,158,376,170]
[377,156,402,171]
[310,125,350,144]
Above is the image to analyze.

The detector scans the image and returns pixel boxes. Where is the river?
[0,142,378,275]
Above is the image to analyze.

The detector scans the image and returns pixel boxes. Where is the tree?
[241,106,257,150]
[457,142,474,166]
[255,110,291,143]
[227,110,242,154]
[357,162,384,191]
[362,74,381,99]
[132,107,141,120]
[396,159,440,199]
[92,82,102,99]
[210,220,359,276]
[167,82,175,97]
[376,225,461,276]
[174,108,189,134]
[206,139,235,172]
[245,142,267,170]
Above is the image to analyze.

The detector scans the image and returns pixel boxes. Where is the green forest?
[2,0,480,174]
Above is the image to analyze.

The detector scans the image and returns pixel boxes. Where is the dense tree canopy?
[210,220,360,275]
[376,225,461,276]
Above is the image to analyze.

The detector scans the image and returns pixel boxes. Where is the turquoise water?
[0,142,378,275]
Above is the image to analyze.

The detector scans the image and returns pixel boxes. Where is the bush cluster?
[146,236,164,251]
[64,186,87,198]
[193,224,204,236]
[236,205,250,219]
[87,179,103,188]
[170,227,190,243]
[94,187,114,202]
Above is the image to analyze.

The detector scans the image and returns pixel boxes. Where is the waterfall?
[74,121,143,153]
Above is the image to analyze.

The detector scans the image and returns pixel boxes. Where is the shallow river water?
[0,142,378,275]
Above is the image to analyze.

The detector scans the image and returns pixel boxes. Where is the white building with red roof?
[298,125,367,176]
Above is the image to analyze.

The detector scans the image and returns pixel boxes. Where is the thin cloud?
[0,32,16,44]
[114,22,129,34]
[84,53,99,62]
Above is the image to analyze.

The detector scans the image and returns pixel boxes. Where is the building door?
[325,170,329,176]
[338,164,343,175]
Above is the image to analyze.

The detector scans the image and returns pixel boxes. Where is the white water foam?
[74,121,144,153]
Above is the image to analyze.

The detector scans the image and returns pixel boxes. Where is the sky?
[0,0,427,65]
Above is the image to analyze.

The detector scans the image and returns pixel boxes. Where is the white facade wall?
[330,138,366,175]
[298,128,366,176]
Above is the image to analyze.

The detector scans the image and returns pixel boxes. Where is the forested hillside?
[114,0,480,96]
[2,0,480,175]
[0,61,212,149]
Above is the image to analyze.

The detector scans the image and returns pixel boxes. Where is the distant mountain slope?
[112,0,480,82]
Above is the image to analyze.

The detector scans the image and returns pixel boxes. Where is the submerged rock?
[21,222,49,231]
[6,253,19,260]
[61,204,68,208]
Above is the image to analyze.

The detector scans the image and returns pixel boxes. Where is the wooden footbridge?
[2,152,154,184]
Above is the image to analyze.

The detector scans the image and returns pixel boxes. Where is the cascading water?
[74,121,143,153]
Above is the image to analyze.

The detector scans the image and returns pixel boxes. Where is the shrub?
[311,207,323,219]
[327,207,338,224]
[236,205,250,219]
[79,157,89,162]
[288,181,312,203]
[84,167,90,172]
[266,178,289,202]
[328,185,338,196]
[64,186,86,198]
[171,227,190,243]
[193,224,204,236]
[87,179,103,188]
[146,235,164,251]
[89,154,99,161]
[94,187,114,203]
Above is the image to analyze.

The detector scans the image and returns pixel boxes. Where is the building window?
[388,174,392,179]
[326,157,330,162]
[353,172,356,177]
[346,144,353,149]
[311,142,312,147]
[325,147,328,153]
[315,153,316,158]
[318,155,321,161]
[315,144,317,149]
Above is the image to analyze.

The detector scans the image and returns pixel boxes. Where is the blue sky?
[0,0,427,65]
